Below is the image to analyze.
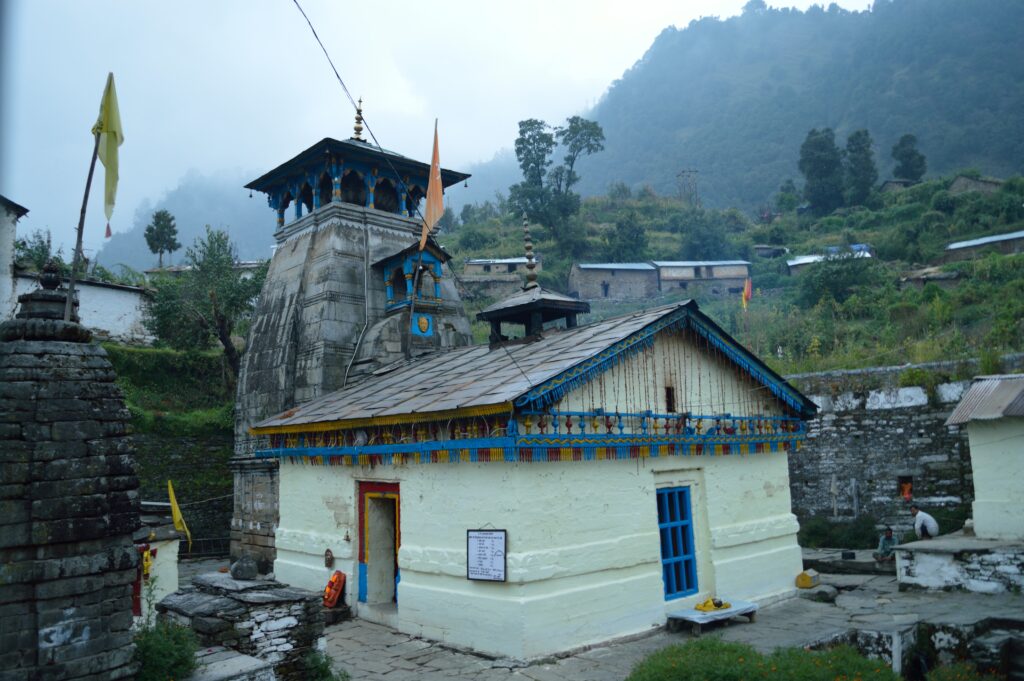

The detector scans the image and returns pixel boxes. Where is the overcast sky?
[1,0,870,258]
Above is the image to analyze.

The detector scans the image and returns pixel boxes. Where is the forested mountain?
[467,0,1024,211]
[95,170,273,270]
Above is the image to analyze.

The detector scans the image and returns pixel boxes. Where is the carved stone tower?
[231,117,473,570]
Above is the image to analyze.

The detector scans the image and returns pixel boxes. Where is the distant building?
[944,229,1024,262]
[880,179,915,193]
[652,260,750,293]
[786,249,872,276]
[0,194,29,318]
[460,257,541,300]
[899,266,960,290]
[948,175,1004,196]
[568,263,658,300]
[753,245,789,259]
[463,256,538,276]
[568,260,752,301]
[145,259,265,280]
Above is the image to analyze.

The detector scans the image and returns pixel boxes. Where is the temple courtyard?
[178,558,1024,680]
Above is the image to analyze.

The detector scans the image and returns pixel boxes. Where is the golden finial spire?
[523,215,538,290]
[353,98,364,140]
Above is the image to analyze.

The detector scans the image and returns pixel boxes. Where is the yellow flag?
[167,480,192,551]
[419,120,443,251]
[91,72,124,224]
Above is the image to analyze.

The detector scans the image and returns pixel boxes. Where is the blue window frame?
[657,486,698,599]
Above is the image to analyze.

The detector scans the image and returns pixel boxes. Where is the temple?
[232,107,473,570]
[249,285,818,657]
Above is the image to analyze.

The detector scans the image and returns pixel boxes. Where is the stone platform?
[159,572,323,680]
[896,532,1024,593]
[803,548,897,575]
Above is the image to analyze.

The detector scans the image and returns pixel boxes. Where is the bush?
[133,621,198,681]
[926,661,1004,681]
[798,514,880,549]
[304,650,351,681]
[626,639,899,681]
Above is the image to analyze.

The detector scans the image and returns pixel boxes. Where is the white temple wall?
[12,274,151,343]
[274,449,801,658]
[967,419,1024,540]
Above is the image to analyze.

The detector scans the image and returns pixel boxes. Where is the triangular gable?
[513,301,816,419]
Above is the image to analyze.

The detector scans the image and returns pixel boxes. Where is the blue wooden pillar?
[385,271,394,304]
[397,176,408,215]
[310,171,321,210]
[331,159,343,202]
[433,262,442,298]
[403,259,414,297]
[293,182,303,220]
[365,168,378,209]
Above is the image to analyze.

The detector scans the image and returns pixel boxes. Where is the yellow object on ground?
[795,569,820,589]
[695,597,731,612]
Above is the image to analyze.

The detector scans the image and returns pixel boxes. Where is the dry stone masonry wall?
[0,284,140,680]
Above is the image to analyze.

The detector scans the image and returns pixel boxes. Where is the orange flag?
[419,120,443,251]
[742,277,753,310]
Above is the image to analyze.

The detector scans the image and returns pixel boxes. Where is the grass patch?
[626,639,899,681]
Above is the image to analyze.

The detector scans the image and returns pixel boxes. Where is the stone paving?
[323,573,1024,681]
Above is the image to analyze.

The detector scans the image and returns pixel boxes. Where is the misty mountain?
[477,0,1024,212]
[96,169,276,271]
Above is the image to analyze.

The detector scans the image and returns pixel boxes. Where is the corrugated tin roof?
[945,374,1024,425]
[945,229,1024,251]
[651,261,751,267]
[466,257,529,265]
[787,252,871,268]
[252,300,816,432]
[577,263,655,271]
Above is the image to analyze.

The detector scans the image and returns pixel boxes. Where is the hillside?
[463,0,1024,211]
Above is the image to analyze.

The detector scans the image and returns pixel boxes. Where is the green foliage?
[144,209,181,267]
[798,515,882,550]
[304,651,351,681]
[14,229,67,273]
[626,638,899,681]
[133,621,198,681]
[796,256,887,307]
[979,348,1004,375]
[893,134,927,182]
[925,662,1004,681]
[845,129,879,206]
[144,227,267,378]
[800,128,845,215]
[604,211,648,261]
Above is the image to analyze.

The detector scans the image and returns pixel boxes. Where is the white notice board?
[466,529,507,582]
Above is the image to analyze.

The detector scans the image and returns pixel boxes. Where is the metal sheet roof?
[946,375,1024,425]
[945,229,1024,251]
[253,300,817,433]
[652,261,751,268]
[466,257,529,265]
[577,263,655,271]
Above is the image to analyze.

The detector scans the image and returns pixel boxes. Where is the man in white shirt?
[910,504,939,539]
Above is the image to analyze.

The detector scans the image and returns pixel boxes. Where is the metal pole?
[64,133,101,322]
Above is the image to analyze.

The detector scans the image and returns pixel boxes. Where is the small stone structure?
[897,535,1024,593]
[0,273,141,679]
[159,572,324,680]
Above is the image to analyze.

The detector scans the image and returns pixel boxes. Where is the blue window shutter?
[657,486,698,599]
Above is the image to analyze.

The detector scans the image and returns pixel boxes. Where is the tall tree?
[844,129,878,206]
[144,209,181,268]
[144,227,266,380]
[892,134,927,182]
[508,116,604,233]
[798,128,844,215]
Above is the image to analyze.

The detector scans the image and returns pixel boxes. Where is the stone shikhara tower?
[0,266,140,679]
[232,112,473,570]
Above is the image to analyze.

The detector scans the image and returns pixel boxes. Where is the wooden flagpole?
[64,133,101,322]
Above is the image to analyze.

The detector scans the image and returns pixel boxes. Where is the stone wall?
[567,266,659,301]
[897,544,1024,594]
[133,432,233,546]
[787,355,1024,534]
[0,285,141,679]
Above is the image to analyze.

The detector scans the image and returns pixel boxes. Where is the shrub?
[133,621,198,681]
[304,650,351,681]
[926,661,1004,681]
[626,639,899,681]
[798,514,880,549]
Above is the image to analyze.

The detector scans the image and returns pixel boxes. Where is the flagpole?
[64,133,101,322]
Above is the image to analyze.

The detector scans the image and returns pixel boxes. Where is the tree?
[144,210,181,268]
[144,227,267,380]
[775,179,801,213]
[437,206,456,233]
[508,116,604,234]
[798,128,844,215]
[844,129,878,206]
[604,212,648,262]
[892,134,926,182]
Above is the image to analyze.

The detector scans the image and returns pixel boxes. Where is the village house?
[460,256,541,300]
[247,264,817,658]
[652,260,750,293]
[567,260,752,301]
[948,174,1004,196]
[944,229,1024,262]
[786,247,873,276]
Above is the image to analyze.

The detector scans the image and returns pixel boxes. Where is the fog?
[1,0,869,261]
